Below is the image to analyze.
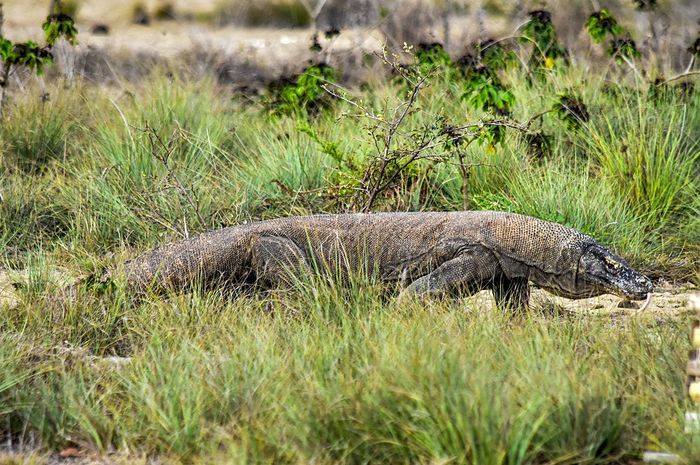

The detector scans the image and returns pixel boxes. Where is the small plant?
[42,13,78,46]
[585,9,623,44]
[321,66,438,211]
[455,38,519,151]
[415,42,452,74]
[461,65,514,117]
[521,10,568,73]
[585,9,640,67]
[274,63,337,116]
[0,42,53,75]
[0,6,78,117]
[458,54,515,148]
[476,38,518,71]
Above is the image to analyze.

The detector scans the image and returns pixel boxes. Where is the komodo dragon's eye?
[603,256,622,274]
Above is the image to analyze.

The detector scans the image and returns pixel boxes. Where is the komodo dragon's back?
[115,211,653,310]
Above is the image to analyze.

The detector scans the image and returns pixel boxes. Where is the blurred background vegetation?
[2,0,699,87]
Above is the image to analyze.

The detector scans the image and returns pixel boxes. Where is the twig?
[525,108,556,129]
[321,83,386,125]
[145,125,208,233]
[456,150,471,210]
[132,205,185,239]
[456,119,530,134]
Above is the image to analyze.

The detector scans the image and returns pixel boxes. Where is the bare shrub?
[72,47,164,84]
[316,0,381,29]
[216,0,311,27]
[380,0,442,49]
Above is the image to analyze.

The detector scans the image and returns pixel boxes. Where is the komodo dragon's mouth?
[595,259,653,300]
[577,245,654,301]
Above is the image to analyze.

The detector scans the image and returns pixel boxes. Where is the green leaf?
[586,9,623,44]
[43,13,78,46]
[0,38,13,61]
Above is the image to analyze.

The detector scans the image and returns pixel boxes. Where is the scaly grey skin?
[112,211,653,310]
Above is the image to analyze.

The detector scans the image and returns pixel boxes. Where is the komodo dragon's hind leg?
[250,236,310,288]
[492,276,530,312]
[403,246,500,298]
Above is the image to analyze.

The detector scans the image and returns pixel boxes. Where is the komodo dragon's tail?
[11,226,254,306]
[114,225,253,292]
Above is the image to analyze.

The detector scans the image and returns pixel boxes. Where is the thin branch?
[455,119,529,134]
[321,83,386,125]
[361,75,428,212]
[479,34,522,51]
[525,108,556,129]
[657,70,700,85]
[132,205,185,239]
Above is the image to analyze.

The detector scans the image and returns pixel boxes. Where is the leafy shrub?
[585,9,623,44]
[585,9,641,66]
[269,63,337,116]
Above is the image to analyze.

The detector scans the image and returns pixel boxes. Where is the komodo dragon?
[106,211,653,310]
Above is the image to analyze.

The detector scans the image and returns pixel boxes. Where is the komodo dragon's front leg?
[404,245,529,311]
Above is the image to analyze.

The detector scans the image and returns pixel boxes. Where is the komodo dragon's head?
[573,244,653,300]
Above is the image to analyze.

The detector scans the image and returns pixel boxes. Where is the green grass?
[1,282,698,463]
[0,59,699,463]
